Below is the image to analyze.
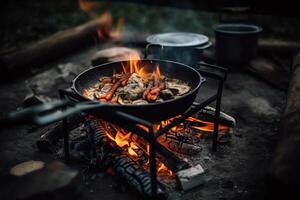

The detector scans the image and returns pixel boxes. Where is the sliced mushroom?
[119,73,145,100]
[166,78,191,96]
[160,89,174,100]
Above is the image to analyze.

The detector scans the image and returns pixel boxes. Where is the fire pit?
[1,1,295,200]
[54,60,228,198]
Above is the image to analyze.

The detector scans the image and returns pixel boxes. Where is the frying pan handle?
[59,88,80,102]
[0,100,102,128]
[144,43,164,59]
[196,62,227,80]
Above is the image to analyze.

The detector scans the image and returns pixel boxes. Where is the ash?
[0,46,285,200]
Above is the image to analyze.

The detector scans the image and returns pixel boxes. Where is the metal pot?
[214,24,262,66]
[146,32,212,67]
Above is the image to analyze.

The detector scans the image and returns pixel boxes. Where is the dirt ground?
[0,44,285,200]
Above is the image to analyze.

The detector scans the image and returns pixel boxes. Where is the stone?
[10,160,45,176]
[176,164,206,191]
[1,161,80,200]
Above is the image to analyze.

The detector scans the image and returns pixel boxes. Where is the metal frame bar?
[60,63,227,199]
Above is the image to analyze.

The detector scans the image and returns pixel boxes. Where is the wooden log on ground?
[1,161,80,200]
[0,17,110,73]
[91,47,142,66]
[210,38,300,53]
[36,115,84,153]
[247,56,290,90]
[197,106,236,127]
[269,53,300,199]
[259,39,300,53]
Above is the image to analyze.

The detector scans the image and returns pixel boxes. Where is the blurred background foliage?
[0,0,299,53]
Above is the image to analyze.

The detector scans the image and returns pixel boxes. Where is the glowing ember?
[98,112,230,178]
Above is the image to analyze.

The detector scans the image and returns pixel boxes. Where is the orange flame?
[120,51,163,80]
[78,0,124,41]
[128,142,139,157]
[100,114,230,177]
[79,0,98,17]
[157,163,173,176]
[187,117,230,133]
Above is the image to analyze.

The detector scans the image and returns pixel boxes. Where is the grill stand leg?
[212,79,224,152]
[149,128,157,199]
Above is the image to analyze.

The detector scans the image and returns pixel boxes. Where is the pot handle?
[196,62,227,80]
[144,43,164,59]
[194,41,212,50]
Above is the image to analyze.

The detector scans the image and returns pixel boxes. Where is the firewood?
[86,118,191,173]
[247,56,290,90]
[259,39,300,53]
[210,38,300,53]
[106,153,166,199]
[36,115,84,153]
[197,106,236,128]
[85,118,166,199]
[158,136,202,155]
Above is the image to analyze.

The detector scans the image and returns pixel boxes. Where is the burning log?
[36,122,63,153]
[105,153,166,199]
[85,118,166,199]
[0,17,110,74]
[269,53,300,198]
[36,115,84,153]
[158,133,202,155]
[197,106,236,128]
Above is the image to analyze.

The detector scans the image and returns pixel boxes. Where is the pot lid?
[146,32,209,47]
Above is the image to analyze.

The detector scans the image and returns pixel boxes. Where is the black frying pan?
[71,59,205,122]
[1,59,206,127]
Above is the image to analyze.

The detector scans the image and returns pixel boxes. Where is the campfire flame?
[78,0,124,40]
[120,51,162,80]
[99,114,230,177]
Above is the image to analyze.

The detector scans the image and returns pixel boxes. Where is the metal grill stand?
[60,63,227,199]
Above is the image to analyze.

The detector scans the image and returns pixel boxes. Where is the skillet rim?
[71,59,203,107]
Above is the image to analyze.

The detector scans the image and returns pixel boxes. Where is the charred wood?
[85,118,166,199]
[158,133,202,155]
[197,106,236,127]
[36,115,84,153]
[105,153,166,199]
